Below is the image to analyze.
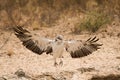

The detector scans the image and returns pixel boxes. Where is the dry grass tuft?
[7,49,15,57]
[73,11,111,34]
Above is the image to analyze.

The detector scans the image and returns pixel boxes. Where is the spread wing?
[13,26,53,55]
[65,36,102,58]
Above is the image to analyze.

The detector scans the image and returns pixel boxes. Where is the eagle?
[13,26,102,66]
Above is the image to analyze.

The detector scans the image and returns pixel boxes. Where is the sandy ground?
[0,26,120,80]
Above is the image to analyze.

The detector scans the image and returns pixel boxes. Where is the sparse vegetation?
[0,0,119,31]
[7,49,15,57]
[73,11,111,33]
[0,0,120,79]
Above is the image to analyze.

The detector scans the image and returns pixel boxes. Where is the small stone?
[15,69,25,77]
[0,77,7,80]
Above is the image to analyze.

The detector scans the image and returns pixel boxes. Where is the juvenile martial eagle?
[13,26,102,66]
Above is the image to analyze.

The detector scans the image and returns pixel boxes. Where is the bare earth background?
[0,23,120,80]
[0,0,120,80]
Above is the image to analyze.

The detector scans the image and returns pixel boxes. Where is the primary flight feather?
[13,26,103,66]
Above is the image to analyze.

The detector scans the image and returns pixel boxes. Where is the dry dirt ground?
[0,24,120,80]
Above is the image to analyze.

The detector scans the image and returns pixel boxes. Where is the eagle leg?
[54,58,58,67]
[59,59,63,66]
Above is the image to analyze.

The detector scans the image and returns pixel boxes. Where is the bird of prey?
[13,26,102,66]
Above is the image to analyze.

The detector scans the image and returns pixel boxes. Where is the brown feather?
[13,26,53,55]
[65,36,102,58]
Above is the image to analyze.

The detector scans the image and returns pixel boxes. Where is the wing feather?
[13,26,53,55]
[65,37,102,58]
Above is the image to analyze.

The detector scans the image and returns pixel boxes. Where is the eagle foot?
[59,60,63,66]
[54,62,58,67]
